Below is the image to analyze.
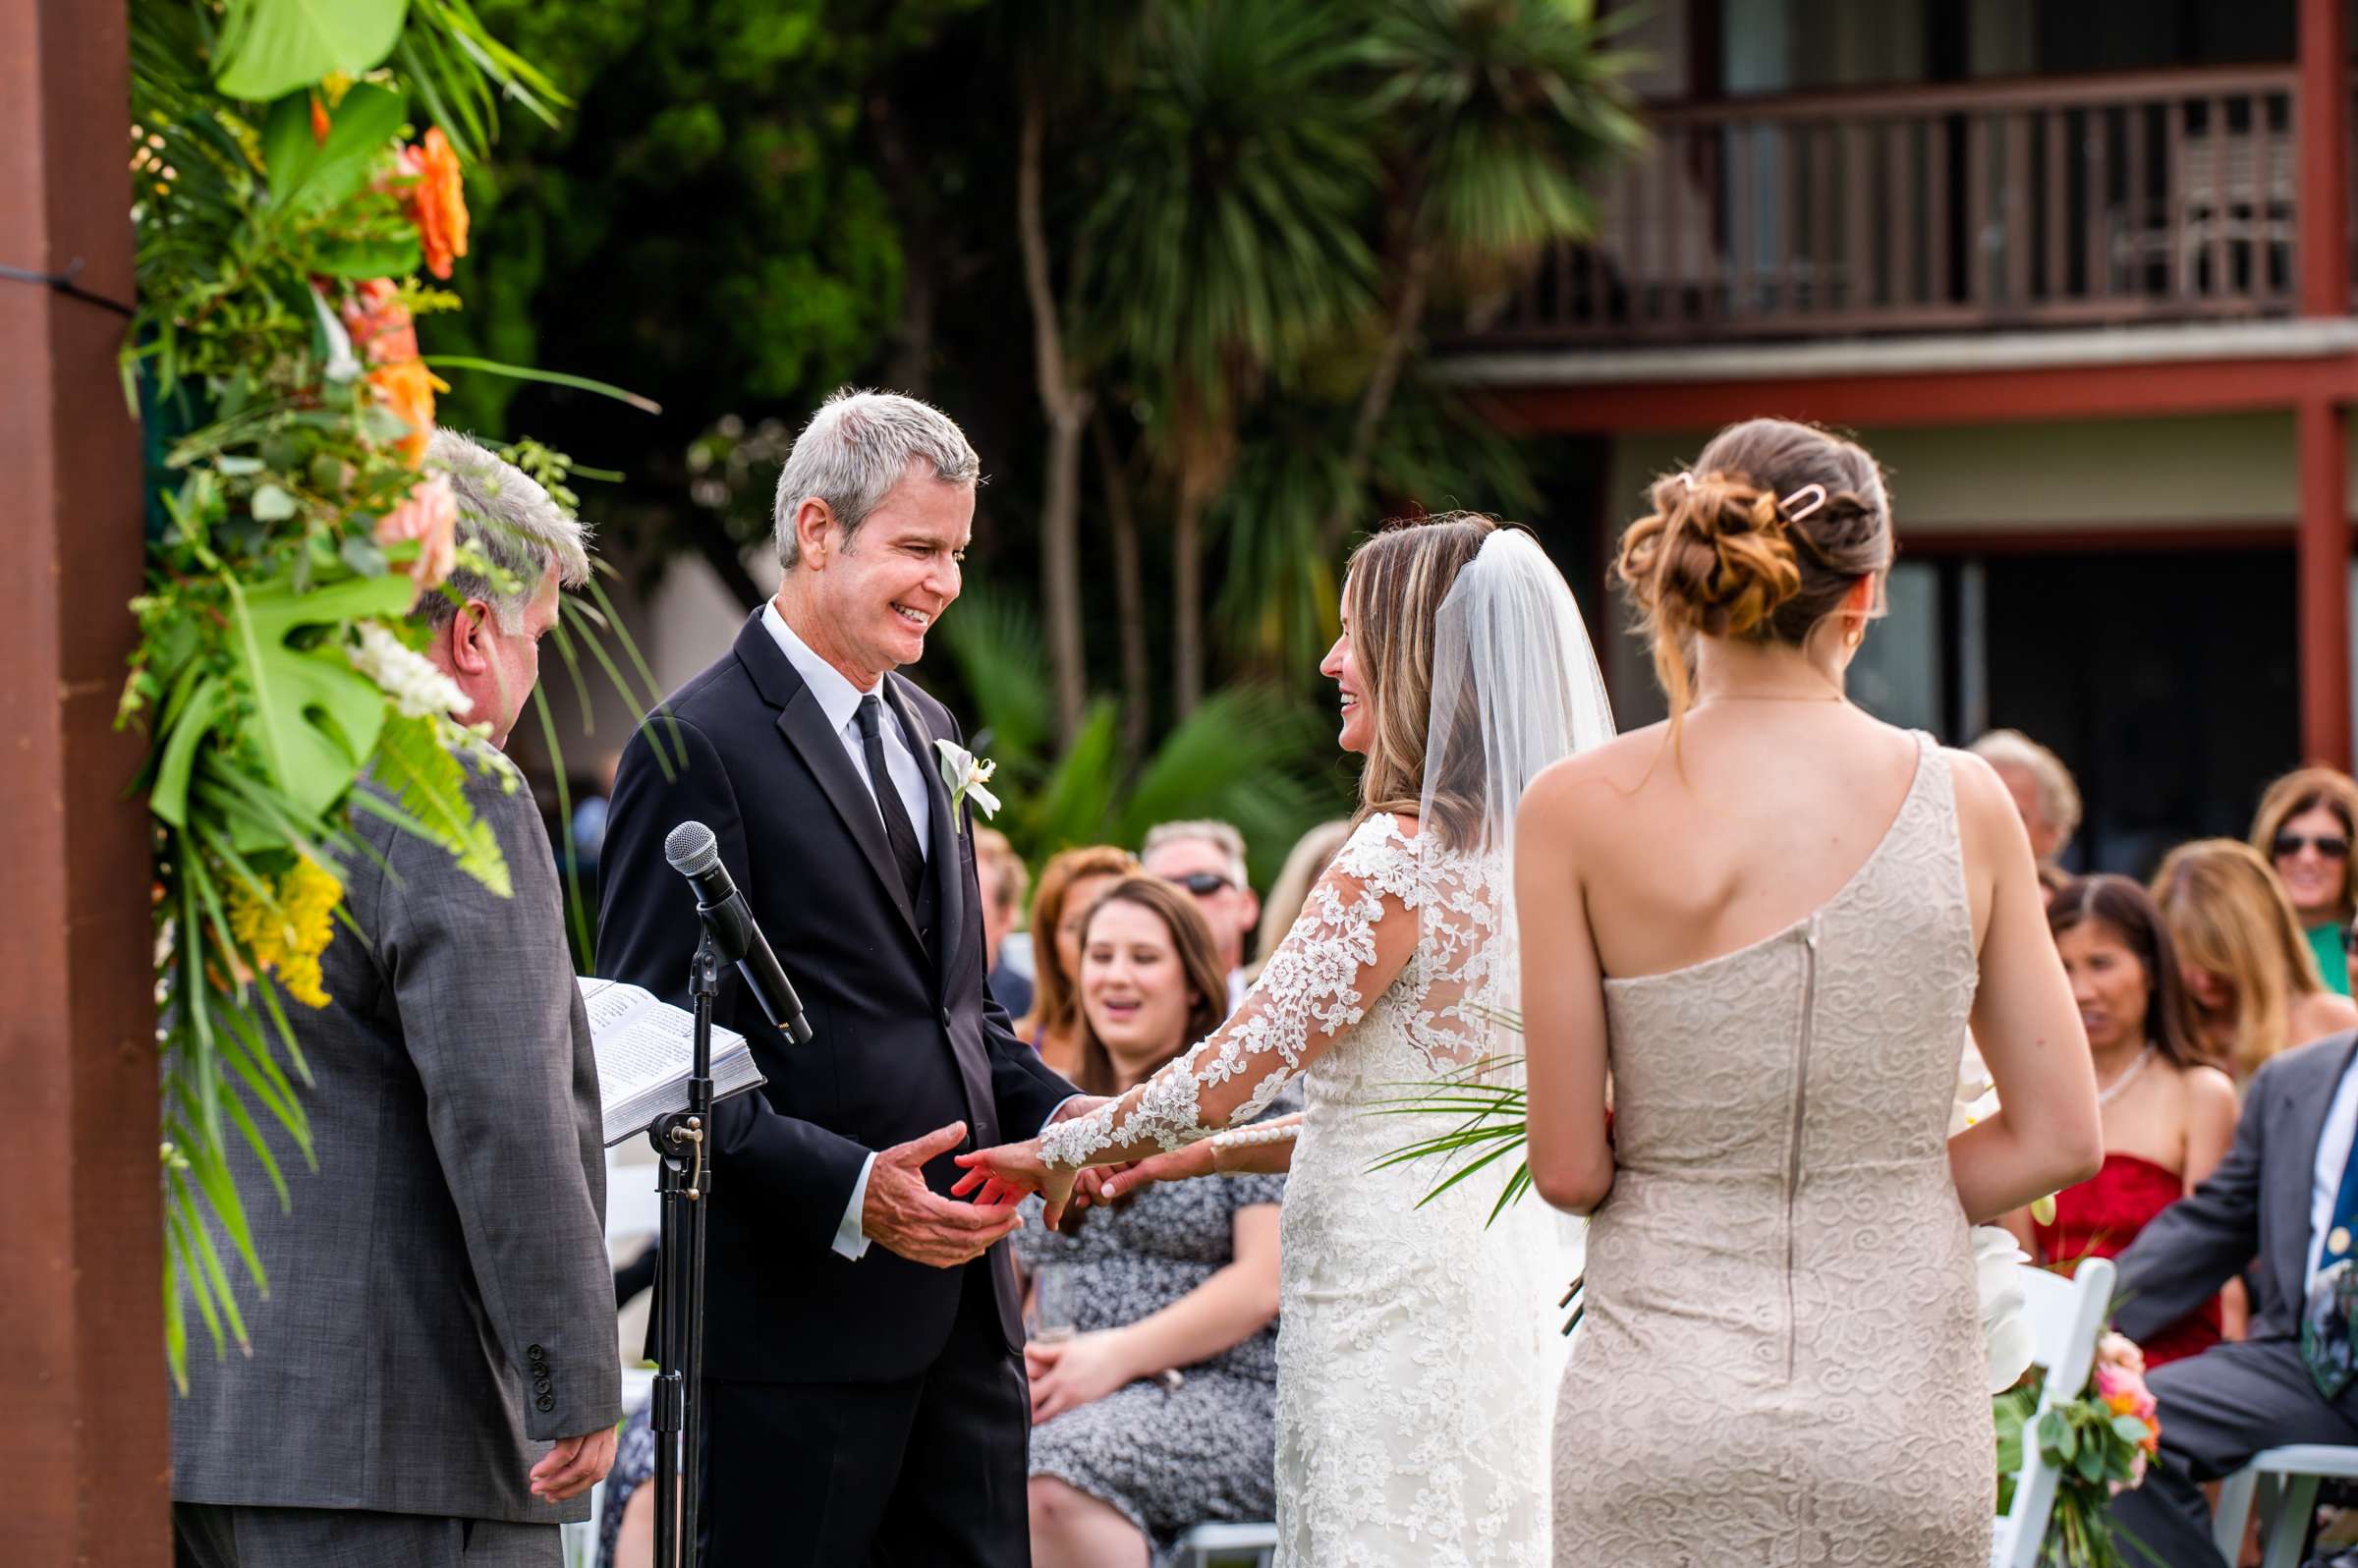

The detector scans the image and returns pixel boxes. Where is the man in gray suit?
[2105,1027,2358,1564]
[173,430,621,1566]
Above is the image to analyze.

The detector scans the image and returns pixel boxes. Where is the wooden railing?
[1474,66,2311,344]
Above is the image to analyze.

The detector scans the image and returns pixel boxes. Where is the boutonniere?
[934,738,1001,824]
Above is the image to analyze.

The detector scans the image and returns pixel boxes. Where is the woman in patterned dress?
[1017,876,1287,1568]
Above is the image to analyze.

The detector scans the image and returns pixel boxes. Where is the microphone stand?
[650,932,717,1568]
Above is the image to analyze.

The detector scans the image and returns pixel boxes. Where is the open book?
[580,977,768,1147]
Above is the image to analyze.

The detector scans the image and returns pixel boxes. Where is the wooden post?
[2299,395,2353,769]
[0,0,170,1560]
[2298,0,2349,317]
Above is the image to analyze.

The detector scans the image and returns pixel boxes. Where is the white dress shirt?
[2307,1048,2358,1289]
[761,602,930,1260]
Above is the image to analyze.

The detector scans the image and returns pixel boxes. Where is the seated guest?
[2152,839,2358,1082]
[1245,819,1351,986]
[1970,728,2082,873]
[2253,765,2358,997]
[2104,1021,2358,1564]
[171,429,620,1563]
[1018,845,1138,1079]
[2017,876,2238,1363]
[1018,877,1286,1568]
[976,826,1036,1018]
[1143,818,1260,1009]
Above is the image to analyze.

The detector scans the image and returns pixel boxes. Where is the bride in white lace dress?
[958,516,1613,1566]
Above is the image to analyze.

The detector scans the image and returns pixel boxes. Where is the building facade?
[1452,0,2358,872]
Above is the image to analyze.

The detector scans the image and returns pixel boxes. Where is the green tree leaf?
[216,0,411,102]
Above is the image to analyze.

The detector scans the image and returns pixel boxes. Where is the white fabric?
[763,601,926,1261]
[2308,1049,2358,1288]
[1037,527,1615,1564]
[1226,968,1249,1012]
[760,600,930,860]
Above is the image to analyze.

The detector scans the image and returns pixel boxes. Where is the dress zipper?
[1783,914,1821,1383]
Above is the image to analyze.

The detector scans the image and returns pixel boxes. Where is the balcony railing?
[1474,66,2313,345]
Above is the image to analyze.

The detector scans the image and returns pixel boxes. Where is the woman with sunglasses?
[2150,838,2358,1083]
[2252,765,2358,996]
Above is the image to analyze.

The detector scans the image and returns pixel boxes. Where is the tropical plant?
[931,586,1347,887]
[125,0,653,1387]
[1085,0,1380,716]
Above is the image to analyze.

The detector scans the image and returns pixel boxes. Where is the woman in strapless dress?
[1516,418,2105,1568]
[2021,874,2238,1363]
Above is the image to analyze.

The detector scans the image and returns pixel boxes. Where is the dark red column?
[0,0,170,1560]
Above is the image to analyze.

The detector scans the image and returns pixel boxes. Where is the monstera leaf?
[214,0,409,102]
[223,569,418,828]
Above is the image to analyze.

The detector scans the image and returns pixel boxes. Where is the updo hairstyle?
[1615,418,1893,721]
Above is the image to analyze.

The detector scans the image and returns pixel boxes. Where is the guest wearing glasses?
[2152,839,2358,1084]
[1142,819,1260,1010]
[2253,766,2358,997]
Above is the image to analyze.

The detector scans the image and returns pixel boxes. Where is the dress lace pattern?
[1553,736,1993,1566]
[1041,814,1556,1566]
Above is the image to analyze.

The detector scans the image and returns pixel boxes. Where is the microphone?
[662,821,814,1043]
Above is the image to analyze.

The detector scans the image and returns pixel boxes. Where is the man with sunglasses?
[1143,819,1259,1011]
[2105,1001,2358,1563]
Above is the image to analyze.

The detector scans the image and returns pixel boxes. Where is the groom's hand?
[864,1121,1026,1269]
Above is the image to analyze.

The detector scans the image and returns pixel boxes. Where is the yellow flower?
[225,856,343,1008]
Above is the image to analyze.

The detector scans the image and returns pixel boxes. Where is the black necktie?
[855,696,926,909]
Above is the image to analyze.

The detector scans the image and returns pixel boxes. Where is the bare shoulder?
[2179,1061,2239,1116]
[2297,988,2358,1041]
[1943,746,2014,821]
[1522,724,1669,822]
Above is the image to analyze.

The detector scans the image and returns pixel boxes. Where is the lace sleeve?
[1039,816,1423,1169]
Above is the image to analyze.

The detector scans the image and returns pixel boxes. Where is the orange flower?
[339,278,419,364]
[374,473,458,594]
[367,357,448,467]
[396,128,469,280]
[309,92,330,146]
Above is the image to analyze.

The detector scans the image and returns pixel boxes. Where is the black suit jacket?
[2112,1029,2358,1344]
[597,613,1074,1382]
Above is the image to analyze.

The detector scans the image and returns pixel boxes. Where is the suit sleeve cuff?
[832,1151,877,1260]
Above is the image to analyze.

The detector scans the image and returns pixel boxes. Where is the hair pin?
[1780,483,1827,522]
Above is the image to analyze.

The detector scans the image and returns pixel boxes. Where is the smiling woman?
[2251,765,2358,997]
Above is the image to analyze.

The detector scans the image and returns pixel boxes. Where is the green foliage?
[214,0,408,101]
[934,586,1346,887]
[366,714,516,897]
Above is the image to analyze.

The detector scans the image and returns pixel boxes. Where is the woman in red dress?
[2015,874,2240,1364]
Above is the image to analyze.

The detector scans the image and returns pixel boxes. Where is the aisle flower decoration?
[124,0,659,1388]
[1994,1332,2162,1566]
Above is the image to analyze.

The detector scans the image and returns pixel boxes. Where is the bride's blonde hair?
[1345,513,1497,850]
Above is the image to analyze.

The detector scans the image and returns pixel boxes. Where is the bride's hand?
[952,1139,1079,1225]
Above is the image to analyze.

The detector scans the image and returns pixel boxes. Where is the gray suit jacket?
[2112,1029,2358,1344]
[172,762,621,1524]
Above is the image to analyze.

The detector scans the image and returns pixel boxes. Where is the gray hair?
[1143,819,1251,889]
[771,387,981,569]
[1969,729,2083,845]
[426,428,593,632]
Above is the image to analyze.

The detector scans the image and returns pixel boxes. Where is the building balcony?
[1468,65,2340,348]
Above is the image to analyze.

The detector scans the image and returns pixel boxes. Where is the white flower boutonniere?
[934,738,1002,825]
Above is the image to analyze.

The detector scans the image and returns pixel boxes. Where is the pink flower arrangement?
[374,473,457,596]
[2093,1335,2162,1489]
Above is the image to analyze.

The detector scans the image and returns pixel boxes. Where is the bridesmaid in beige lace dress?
[1517,419,2105,1567]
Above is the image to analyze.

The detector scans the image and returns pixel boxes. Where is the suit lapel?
[2273,1036,2358,1304]
[770,677,922,943]
[886,677,967,988]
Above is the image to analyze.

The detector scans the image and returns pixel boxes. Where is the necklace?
[1693,692,1848,706]
[2095,1043,2156,1108]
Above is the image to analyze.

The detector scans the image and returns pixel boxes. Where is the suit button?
[536,1395,555,1413]
[939,1008,952,1031]
[527,1344,545,1362]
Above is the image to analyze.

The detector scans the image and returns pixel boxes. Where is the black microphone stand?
[650,932,717,1568]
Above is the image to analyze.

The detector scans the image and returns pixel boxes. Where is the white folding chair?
[2215,1443,2358,1568]
[1168,1520,1278,1567]
[1992,1258,2116,1568]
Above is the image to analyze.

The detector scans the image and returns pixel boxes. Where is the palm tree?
[1086,0,1377,715]
[1317,0,1638,554]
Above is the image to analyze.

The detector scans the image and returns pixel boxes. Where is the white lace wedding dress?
[1040,812,1559,1566]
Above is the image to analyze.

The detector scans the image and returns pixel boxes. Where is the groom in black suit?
[598,388,1083,1566]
